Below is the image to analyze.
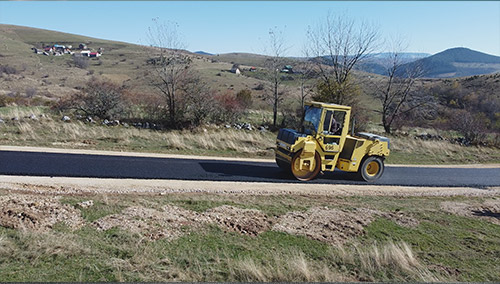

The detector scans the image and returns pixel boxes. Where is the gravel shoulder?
[1,175,499,197]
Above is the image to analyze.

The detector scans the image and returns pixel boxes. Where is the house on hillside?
[281,65,294,74]
[54,44,65,52]
[231,64,241,75]
[31,47,43,54]
[249,66,257,72]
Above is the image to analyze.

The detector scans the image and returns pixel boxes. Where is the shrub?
[0,94,15,106]
[236,89,253,109]
[451,109,488,145]
[72,55,89,69]
[55,78,124,120]
[25,87,37,98]
[253,83,264,91]
[0,64,18,75]
[213,91,244,124]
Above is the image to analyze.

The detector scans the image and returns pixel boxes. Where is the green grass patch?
[362,214,500,281]
[1,193,498,281]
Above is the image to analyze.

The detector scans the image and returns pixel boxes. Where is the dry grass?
[0,108,275,157]
[350,242,439,282]
[232,249,349,282]
[1,106,499,163]
[0,230,89,263]
[231,242,437,282]
[1,106,46,119]
[389,135,499,164]
[107,241,184,281]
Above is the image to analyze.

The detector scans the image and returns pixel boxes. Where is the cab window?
[323,110,346,136]
[302,105,322,135]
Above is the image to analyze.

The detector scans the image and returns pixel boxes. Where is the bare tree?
[297,47,317,118]
[374,39,425,133]
[147,18,192,127]
[263,26,289,127]
[307,12,378,104]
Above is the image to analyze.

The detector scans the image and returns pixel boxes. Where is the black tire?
[358,156,384,182]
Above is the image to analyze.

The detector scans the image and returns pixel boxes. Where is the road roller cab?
[275,101,390,181]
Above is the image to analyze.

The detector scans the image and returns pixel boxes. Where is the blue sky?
[0,1,499,56]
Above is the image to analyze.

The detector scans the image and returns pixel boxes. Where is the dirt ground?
[0,156,498,243]
[0,191,455,245]
[0,194,84,231]
[273,207,419,245]
[440,199,500,225]
[92,205,211,240]
[205,205,274,236]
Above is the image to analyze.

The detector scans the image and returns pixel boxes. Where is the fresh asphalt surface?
[0,150,499,187]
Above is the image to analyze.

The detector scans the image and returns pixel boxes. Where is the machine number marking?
[324,144,337,151]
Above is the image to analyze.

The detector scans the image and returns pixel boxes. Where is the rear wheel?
[358,156,384,182]
[291,151,321,181]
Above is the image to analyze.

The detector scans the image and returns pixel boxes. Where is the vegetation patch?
[1,191,498,281]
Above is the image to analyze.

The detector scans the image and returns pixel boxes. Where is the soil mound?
[273,207,376,245]
[92,205,210,240]
[206,205,273,236]
[0,194,84,231]
[441,200,500,225]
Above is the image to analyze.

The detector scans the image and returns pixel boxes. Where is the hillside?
[0,24,156,98]
[0,24,273,106]
[399,48,500,78]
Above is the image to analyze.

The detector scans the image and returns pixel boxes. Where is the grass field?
[0,191,498,282]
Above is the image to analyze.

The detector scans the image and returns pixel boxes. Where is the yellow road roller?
[276,101,390,181]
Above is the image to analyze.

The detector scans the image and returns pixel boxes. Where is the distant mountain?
[398,48,500,78]
[194,51,213,56]
[369,52,431,61]
[324,53,430,76]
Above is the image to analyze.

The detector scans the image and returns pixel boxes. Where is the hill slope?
[0,24,272,102]
[400,47,500,78]
[0,24,158,97]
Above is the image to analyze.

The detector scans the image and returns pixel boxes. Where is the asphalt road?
[0,150,499,187]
